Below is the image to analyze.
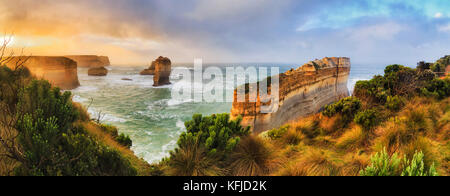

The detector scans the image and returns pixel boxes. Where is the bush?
[359,148,402,176]
[401,151,438,176]
[322,97,362,123]
[267,125,289,140]
[100,124,119,137]
[421,78,450,100]
[117,133,133,148]
[385,95,404,111]
[178,114,250,156]
[354,109,379,131]
[12,79,136,176]
[360,149,439,176]
[431,55,450,75]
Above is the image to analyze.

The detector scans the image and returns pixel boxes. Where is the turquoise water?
[71,64,383,163]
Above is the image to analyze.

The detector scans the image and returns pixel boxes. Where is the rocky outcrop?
[231,57,351,133]
[140,61,156,75]
[142,56,172,86]
[65,55,110,68]
[3,56,80,90]
[88,66,108,76]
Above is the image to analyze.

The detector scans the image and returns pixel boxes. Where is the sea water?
[71,63,384,163]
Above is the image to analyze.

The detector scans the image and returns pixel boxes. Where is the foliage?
[354,109,379,131]
[267,125,289,140]
[178,114,250,156]
[322,97,362,123]
[431,55,449,74]
[401,151,438,176]
[385,95,404,111]
[11,79,137,176]
[168,138,224,176]
[420,78,450,100]
[117,133,133,148]
[360,149,439,176]
[359,148,402,176]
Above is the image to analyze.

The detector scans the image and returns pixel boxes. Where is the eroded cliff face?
[151,56,172,86]
[231,57,351,133]
[4,56,80,90]
[65,55,110,68]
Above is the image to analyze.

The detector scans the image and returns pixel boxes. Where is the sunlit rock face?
[4,56,80,90]
[65,55,110,68]
[151,56,172,86]
[231,57,351,133]
[88,66,108,76]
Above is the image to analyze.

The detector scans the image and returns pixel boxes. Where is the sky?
[0,0,449,66]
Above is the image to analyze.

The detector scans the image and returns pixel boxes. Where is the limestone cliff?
[4,56,80,90]
[65,55,110,68]
[231,57,351,133]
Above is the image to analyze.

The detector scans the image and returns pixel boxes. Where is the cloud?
[0,0,449,65]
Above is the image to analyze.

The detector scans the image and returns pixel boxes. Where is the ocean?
[71,63,384,163]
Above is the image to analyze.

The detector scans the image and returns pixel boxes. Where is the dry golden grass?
[265,96,449,176]
[276,148,342,176]
[336,126,367,151]
[229,135,280,176]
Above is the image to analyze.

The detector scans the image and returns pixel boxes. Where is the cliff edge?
[231,57,351,133]
[3,56,80,90]
[65,55,110,68]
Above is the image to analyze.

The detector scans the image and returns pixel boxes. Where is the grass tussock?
[229,135,278,176]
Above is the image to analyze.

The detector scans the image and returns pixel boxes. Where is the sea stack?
[231,57,351,133]
[88,66,108,76]
[150,56,172,86]
[3,56,80,90]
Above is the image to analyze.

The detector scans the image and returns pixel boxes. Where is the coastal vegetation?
[1,50,448,176]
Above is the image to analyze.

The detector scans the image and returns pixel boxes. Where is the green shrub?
[12,79,136,176]
[385,95,404,111]
[117,133,133,148]
[401,151,438,176]
[322,97,362,123]
[360,149,439,176]
[420,78,450,100]
[267,125,289,140]
[100,124,119,137]
[359,148,402,176]
[354,109,379,131]
[177,113,250,156]
[431,55,449,74]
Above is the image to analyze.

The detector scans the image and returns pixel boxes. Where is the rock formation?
[142,56,172,86]
[65,55,110,68]
[140,61,156,75]
[88,66,108,76]
[231,57,351,133]
[3,56,80,90]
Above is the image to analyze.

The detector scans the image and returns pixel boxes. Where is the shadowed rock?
[3,56,80,90]
[88,66,108,76]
